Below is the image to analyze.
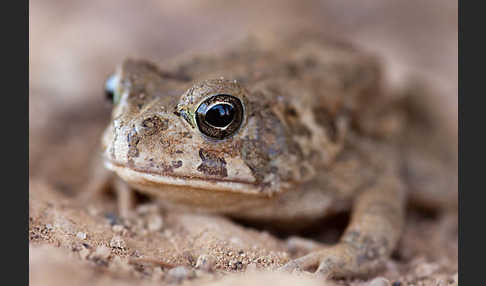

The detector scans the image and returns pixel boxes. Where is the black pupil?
[105,86,114,102]
[205,104,235,128]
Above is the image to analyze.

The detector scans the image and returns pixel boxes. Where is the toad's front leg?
[280,172,405,278]
[77,158,135,218]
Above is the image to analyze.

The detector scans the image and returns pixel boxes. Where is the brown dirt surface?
[29,177,458,285]
[30,1,457,285]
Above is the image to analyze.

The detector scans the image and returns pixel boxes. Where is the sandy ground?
[29,1,457,285]
[29,177,458,285]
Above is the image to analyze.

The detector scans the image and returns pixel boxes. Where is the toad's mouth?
[104,160,264,195]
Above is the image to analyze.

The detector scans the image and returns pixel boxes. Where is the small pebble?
[88,206,100,216]
[78,248,90,260]
[110,235,126,249]
[368,277,391,286]
[167,266,195,283]
[147,214,163,231]
[136,203,158,214]
[415,262,439,277]
[104,212,120,225]
[76,232,87,240]
[112,224,124,233]
[195,254,215,272]
[230,236,243,246]
[91,245,111,260]
[108,256,131,272]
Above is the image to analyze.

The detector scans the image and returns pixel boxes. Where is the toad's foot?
[280,173,405,278]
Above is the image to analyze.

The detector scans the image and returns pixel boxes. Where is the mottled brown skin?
[97,37,456,278]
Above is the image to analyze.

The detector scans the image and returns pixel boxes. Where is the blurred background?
[30,0,457,95]
[29,0,457,179]
[29,4,458,284]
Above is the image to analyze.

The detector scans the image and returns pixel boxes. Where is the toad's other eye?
[104,74,119,104]
[196,94,244,139]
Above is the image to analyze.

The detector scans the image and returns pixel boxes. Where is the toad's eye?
[196,94,244,139]
[104,74,119,104]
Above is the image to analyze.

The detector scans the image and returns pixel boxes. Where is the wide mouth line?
[104,159,258,186]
